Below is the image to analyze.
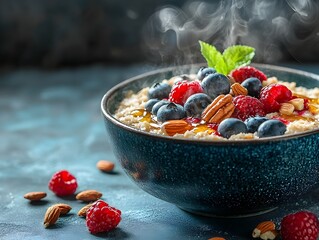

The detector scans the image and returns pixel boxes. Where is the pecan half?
[231,83,248,96]
[201,94,235,124]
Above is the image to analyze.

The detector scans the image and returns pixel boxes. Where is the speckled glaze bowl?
[101,64,319,217]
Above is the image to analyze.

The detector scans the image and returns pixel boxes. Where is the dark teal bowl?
[101,64,319,217]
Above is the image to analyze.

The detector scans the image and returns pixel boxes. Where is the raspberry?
[48,170,78,196]
[259,84,293,113]
[86,200,121,234]
[168,80,203,105]
[232,95,265,121]
[230,66,267,83]
[281,211,319,240]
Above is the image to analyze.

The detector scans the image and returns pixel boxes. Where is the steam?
[143,0,319,64]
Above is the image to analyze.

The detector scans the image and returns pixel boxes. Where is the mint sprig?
[199,41,255,75]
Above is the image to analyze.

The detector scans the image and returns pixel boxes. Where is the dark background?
[0,0,318,68]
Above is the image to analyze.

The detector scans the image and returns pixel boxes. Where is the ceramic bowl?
[101,64,319,217]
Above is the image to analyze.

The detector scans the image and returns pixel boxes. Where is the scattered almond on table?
[43,205,61,228]
[96,160,115,172]
[24,191,47,201]
[52,203,72,215]
[77,203,94,217]
[76,190,102,202]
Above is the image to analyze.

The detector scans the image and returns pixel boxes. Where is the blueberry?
[184,93,212,118]
[201,73,230,99]
[241,77,262,98]
[157,103,186,122]
[148,82,171,100]
[151,100,170,115]
[145,99,160,112]
[257,119,287,138]
[245,116,269,133]
[197,67,217,80]
[217,118,248,139]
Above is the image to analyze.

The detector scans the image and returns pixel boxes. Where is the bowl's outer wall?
[103,64,319,215]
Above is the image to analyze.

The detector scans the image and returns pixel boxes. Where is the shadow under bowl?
[101,63,319,217]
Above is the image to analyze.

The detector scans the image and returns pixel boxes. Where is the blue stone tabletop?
[1,63,319,240]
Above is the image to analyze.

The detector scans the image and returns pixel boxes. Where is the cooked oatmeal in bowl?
[114,67,319,141]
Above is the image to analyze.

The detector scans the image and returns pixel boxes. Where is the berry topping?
[257,119,287,138]
[217,118,248,139]
[86,200,121,234]
[145,99,160,112]
[148,82,171,100]
[280,211,319,240]
[157,103,186,122]
[245,116,269,133]
[168,80,203,105]
[232,95,265,121]
[201,73,230,99]
[241,77,263,98]
[259,84,293,113]
[197,67,217,80]
[184,93,212,118]
[48,170,78,196]
[230,66,267,83]
[151,100,170,115]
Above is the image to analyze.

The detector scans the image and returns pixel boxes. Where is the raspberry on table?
[86,200,121,234]
[48,170,78,196]
[168,80,203,105]
[259,84,293,113]
[230,66,267,83]
[280,211,319,240]
[232,95,266,121]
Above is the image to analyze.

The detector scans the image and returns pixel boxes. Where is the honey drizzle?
[192,124,216,134]
[293,94,319,115]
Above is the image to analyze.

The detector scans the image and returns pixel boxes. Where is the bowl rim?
[101,63,319,145]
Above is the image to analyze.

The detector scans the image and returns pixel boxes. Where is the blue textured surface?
[1,64,319,240]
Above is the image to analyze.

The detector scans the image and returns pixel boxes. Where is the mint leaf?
[199,41,255,75]
[223,45,255,73]
[199,41,223,68]
[214,58,228,75]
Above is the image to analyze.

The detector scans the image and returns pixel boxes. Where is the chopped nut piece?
[289,98,304,111]
[279,103,295,115]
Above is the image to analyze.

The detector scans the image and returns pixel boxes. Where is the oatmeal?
[114,65,319,140]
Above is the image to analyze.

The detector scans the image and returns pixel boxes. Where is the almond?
[96,160,115,172]
[52,203,72,215]
[208,237,226,240]
[77,203,93,217]
[252,221,276,238]
[44,205,61,228]
[24,191,47,201]
[161,119,192,136]
[75,190,102,202]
